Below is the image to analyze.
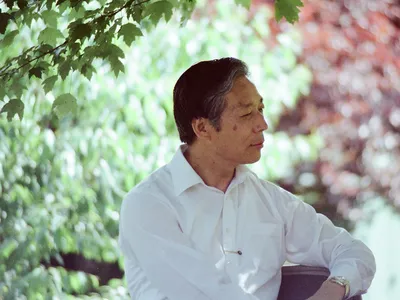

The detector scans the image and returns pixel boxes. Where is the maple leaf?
[0,98,24,121]
[52,93,78,119]
[275,0,304,24]
[144,0,174,25]
[118,23,143,46]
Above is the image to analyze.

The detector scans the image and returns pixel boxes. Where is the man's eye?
[259,107,264,113]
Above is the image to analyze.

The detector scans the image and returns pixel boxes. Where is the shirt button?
[226,260,231,265]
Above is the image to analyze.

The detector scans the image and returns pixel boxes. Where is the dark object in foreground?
[278,265,362,300]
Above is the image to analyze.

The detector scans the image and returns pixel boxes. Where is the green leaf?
[118,23,143,46]
[0,84,5,101]
[38,27,64,46]
[0,13,12,34]
[81,63,95,80]
[52,93,78,119]
[4,0,15,9]
[98,43,124,59]
[37,43,53,53]
[0,238,18,259]
[129,5,143,23]
[41,10,60,28]
[10,80,24,98]
[104,0,125,14]
[235,0,251,9]
[109,57,124,77]
[17,0,28,9]
[84,8,102,18]
[56,0,67,6]
[59,61,71,80]
[29,66,45,79]
[0,98,24,121]
[144,0,174,24]
[23,10,40,27]
[42,75,58,93]
[275,0,304,24]
[70,23,92,42]
[70,0,83,8]
[58,0,69,14]
[69,272,87,293]
[0,30,19,47]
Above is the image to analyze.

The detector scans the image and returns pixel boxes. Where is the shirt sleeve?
[273,185,376,298]
[119,190,256,300]
[120,249,168,300]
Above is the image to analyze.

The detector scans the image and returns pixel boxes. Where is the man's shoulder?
[249,174,281,193]
[122,165,174,207]
[249,175,301,206]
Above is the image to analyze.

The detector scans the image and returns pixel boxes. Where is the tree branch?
[0,0,152,80]
[0,40,68,78]
[106,0,151,18]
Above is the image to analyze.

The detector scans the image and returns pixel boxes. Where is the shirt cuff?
[329,262,363,298]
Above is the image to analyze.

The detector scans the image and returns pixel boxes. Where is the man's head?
[173,57,268,164]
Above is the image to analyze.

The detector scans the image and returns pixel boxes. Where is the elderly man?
[118,58,376,300]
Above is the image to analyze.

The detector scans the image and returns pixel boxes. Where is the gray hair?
[173,58,249,145]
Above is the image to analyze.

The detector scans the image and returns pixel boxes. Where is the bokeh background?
[1,0,399,299]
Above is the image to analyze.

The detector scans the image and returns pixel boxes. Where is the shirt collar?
[168,144,252,196]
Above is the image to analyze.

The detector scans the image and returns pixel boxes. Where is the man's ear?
[191,118,212,141]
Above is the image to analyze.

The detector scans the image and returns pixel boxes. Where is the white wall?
[353,197,400,300]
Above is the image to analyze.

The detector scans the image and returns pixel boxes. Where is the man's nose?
[253,115,268,133]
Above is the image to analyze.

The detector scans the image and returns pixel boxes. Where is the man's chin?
[242,153,262,164]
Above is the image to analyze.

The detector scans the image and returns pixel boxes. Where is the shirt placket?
[222,187,239,275]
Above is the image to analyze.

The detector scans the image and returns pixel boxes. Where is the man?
[118,58,376,300]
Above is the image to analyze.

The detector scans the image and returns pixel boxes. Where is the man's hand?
[306,279,346,300]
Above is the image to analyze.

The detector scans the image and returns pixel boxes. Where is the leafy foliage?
[0,0,304,122]
[256,0,400,223]
[0,98,24,121]
[0,0,313,298]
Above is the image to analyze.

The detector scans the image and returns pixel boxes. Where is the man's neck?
[184,144,236,193]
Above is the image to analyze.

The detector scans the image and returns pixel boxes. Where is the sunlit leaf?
[51,93,78,118]
[235,0,251,9]
[144,0,174,24]
[38,28,64,46]
[275,0,304,24]
[41,10,60,28]
[0,238,18,259]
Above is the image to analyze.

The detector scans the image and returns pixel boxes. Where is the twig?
[106,0,151,18]
[0,40,68,78]
[0,0,152,79]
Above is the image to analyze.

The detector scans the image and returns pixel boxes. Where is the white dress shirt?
[118,144,376,300]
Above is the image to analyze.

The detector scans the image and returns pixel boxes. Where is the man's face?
[209,76,268,165]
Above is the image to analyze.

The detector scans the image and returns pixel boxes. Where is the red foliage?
[253,0,400,223]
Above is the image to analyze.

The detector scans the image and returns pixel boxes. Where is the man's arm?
[120,251,168,300]
[272,185,376,299]
[119,191,256,300]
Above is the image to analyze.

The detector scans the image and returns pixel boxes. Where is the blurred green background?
[1,0,399,299]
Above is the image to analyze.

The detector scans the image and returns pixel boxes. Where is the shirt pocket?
[245,222,286,273]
